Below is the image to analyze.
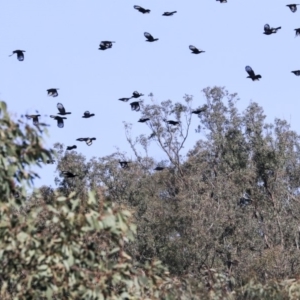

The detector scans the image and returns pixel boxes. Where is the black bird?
[263,24,281,35]
[131,91,144,98]
[25,114,40,126]
[47,89,59,97]
[46,159,55,164]
[119,97,131,102]
[9,50,26,61]
[189,45,205,54]
[165,120,180,126]
[138,118,150,123]
[216,0,227,3]
[82,111,95,118]
[62,171,78,178]
[192,105,207,114]
[162,11,177,16]
[130,101,141,111]
[144,32,159,42]
[76,137,96,146]
[295,28,300,36]
[134,5,150,14]
[292,70,300,76]
[66,145,77,150]
[57,103,71,115]
[50,115,67,128]
[99,41,115,50]
[119,161,130,168]
[245,66,262,81]
[154,166,165,171]
[287,4,299,13]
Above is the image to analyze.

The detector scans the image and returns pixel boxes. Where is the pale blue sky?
[1,1,300,188]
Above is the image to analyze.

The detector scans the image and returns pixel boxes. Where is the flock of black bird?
[8,3,300,177]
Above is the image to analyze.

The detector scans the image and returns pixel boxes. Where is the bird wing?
[134,5,142,10]
[77,138,87,142]
[189,45,198,51]
[144,32,153,40]
[264,24,270,32]
[57,103,66,114]
[50,115,56,119]
[245,66,255,77]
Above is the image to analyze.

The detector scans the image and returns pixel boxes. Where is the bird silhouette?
[47,89,59,97]
[119,161,130,168]
[189,45,205,54]
[154,166,165,171]
[138,118,150,123]
[119,97,131,102]
[162,11,177,16]
[291,70,300,76]
[144,32,159,42]
[192,105,208,114]
[245,66,262,81]
[263,24,281,35]
[295,28,300,36]
[287,4,299,13]
[82,111,95,118]
[76,137,96,146]
[50,115,67,128]
[25,114,40,126]
[9,50,26,61]
[99,41,115,50]
[165,120,180,126]
[131,91,144,98]
[130,101,141,111]
[46,159,55,164]
[66,145,77,150]
[62,171,78,178]
[134,5,150,14]
[57,103,71,115]
[216,0,227,3]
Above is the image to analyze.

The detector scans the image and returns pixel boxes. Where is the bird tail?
[172,11,177,13]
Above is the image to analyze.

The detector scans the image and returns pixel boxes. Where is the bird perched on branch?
[119,161,130,168]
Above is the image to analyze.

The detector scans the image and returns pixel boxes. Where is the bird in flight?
[99,41,115,50]
[47,89,59,97]
[216,0,227,3]
[130,101,142,111]
[50,115,67,128]
[25,114,40,126]
[66,145,77,150]
[62,171,78,178]
[189,45,205,54]
[76,137,96,146]
[138,118,150,123]
[162,11,177,16]
[154,166,165,171]
[192,105,208,114]
[165,120,180,126]
[82,111,95,118]
[131,91,144,98]
[144,32,159,42]
[119,161,130,168]
[263,24,281,35]
[287,4,299,13]
[134,5,150,14]
[9,50,26,61]
[57,103,71,115]
[295,28,300,36]
[291,70,300,76]
[245,66,262,81]
[119,97,131,102]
